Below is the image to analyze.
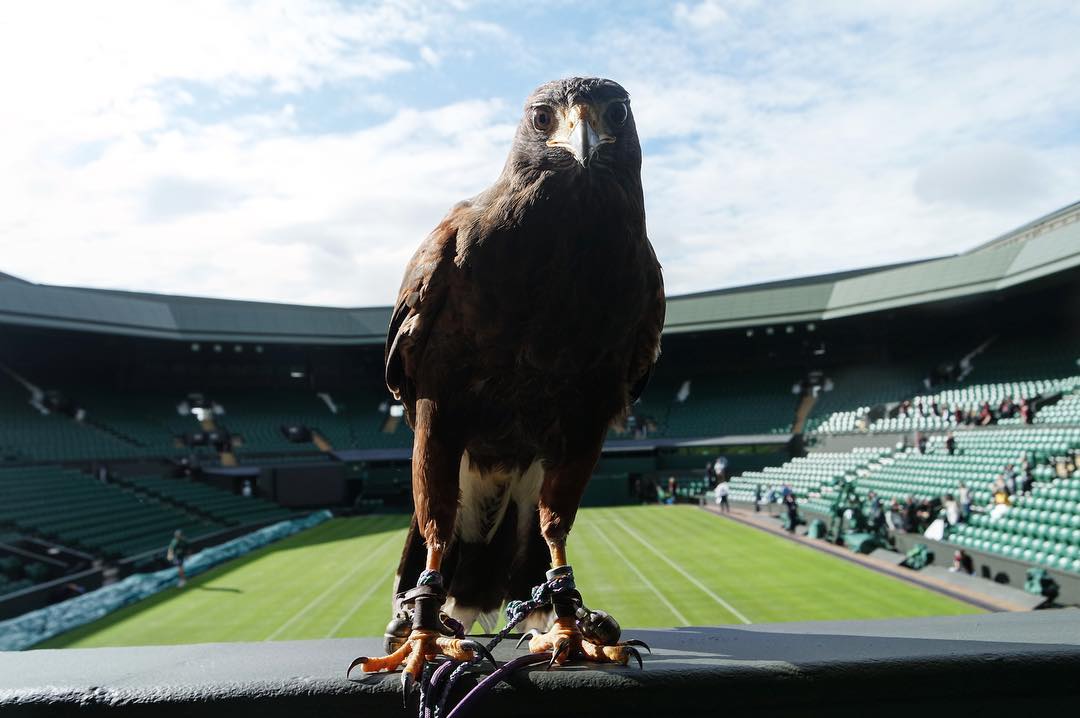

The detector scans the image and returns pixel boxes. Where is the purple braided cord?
[443,653,552,718]
[422,659,460,718]
[420,573,574,718]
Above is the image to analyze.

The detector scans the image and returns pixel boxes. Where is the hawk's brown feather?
[384,77,664,623]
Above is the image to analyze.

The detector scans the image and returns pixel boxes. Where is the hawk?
[351,77,665,693]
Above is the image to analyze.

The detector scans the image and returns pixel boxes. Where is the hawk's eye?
[607,101,628,127]
[531,106,554,132]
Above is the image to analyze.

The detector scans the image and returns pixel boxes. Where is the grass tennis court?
[39,506,980,648]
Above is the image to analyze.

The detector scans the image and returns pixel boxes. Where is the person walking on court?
[715,480,731,514]
[784,492,799,533]
[167,529,190,588]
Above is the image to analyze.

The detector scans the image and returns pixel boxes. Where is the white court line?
[266,532,399,641]
[588,522,691,626]
[325,565,396,638]
[613,517,752,625]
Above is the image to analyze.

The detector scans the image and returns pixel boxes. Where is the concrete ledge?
[3,611,1080,717]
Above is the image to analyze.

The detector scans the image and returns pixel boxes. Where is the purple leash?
[443,653,552,718]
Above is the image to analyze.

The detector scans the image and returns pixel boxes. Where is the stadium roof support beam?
[3,611,1079,716]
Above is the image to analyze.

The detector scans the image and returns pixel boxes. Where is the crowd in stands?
[890,438,1058,534]
[898,395,1035,427]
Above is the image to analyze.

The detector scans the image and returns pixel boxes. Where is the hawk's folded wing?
[384,208,463,418]
[628,242,666,404]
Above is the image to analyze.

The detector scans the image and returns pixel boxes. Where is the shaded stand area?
[3,611,1079,717]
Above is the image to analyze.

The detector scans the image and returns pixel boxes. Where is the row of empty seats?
[727,448,891,503]
[0,553,54,596]
[1036,388,1080,425]
[0,465,219,558]
[116,474,294,527]
[0,465,269,560]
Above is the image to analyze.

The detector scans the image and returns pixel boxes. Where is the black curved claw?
[400,671,415,708]
[623,639,651,653]
[624,646,643,670]
[346,656,368,678]
[462,640,498,669]
[547,639,570,670]
[515,630,539,650]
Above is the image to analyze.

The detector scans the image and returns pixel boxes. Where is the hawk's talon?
[346,656,368,678]
[515,630,540,650]
[460,640,497,669]
[526,615,647,669]
[546,638,570,670]
[400,671,414,708]
[623,639,651,653]
[346,628,484,696]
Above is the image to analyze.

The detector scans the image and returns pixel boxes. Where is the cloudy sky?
[2,0,1078,306]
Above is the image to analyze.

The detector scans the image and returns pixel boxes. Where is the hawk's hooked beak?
[569,115,602,168]
[547,103,611,169]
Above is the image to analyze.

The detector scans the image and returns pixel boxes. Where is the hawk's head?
[509,77,641,179]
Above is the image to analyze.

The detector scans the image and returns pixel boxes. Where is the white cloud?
[914,144,1058,211]
[2,97,514,306]
[609,1,1080,291]
[420,46,441,67]
[674,1,730,30]
[1,1,1079,307]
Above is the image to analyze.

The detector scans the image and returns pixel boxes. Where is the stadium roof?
[2,201,1078,345]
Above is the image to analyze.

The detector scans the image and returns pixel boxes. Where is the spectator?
[903,495,918,533]
[666,476,677,505]
[950,550,975,575]
[715,480,731,514]
[1020,461,1034,494]
[167,530,190,588]
[915,431,928,454]
[885,499,903,532]
[978,401,994,426]
[915,498,936,532]
[783,492,799,533]
[753,483,763,513]
[958,481,972,520]
[943,493,960,525]
[868,493,886,533]
[713,456,728,483]
[991,475,1007,497]
[992,485,1011,510]
[945,431,956,456]
[1020,399,1033,424]
[1003,464,1018,494]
